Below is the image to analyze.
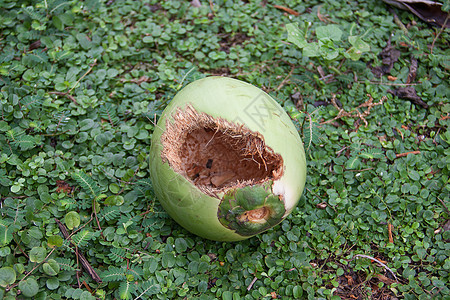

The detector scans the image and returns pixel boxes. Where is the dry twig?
[349,254,398,282]
[438,197,450,215]
[388,223,394,244]
[275,65,295,91]
[273,5,300,16]
[49,59,98,105]
[431,16,449,54]
[247,277,258,291]
[395,150,420,158]
[55,219,102,283]
[321,94,386,127]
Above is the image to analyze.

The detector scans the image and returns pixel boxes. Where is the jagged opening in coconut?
[161,105,283,195]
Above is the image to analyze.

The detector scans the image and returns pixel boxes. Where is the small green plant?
[286,22,371,71]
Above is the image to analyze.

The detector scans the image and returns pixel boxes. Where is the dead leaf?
[387,75,398,81]
[119,76,152,85]
[406,57,418,84]
[376,273,396,285]
[56,180,73,194]
[371,41,401,78]
[389,56,427,109]
[378,135,387,143]
[443,220,450,232]
[28,40,41,51]
[388,86,429,108]
[273,5,300,16]
[316,202,328,209]
[317,5,334,23]
[373,257,388,264]
[382,0,450,28]
[191,0,202,8]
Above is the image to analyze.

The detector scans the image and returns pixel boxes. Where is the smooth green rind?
[149,77,307,241]
[149,160,245,241]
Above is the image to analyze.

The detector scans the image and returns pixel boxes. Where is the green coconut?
[149,77,306,241]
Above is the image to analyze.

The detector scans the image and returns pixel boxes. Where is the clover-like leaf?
[43,259,60,276]
[65,211,81,230]
[18,277,39,297]
[47,235,64,248]
[29,247,47,263]
[0,267,16,287]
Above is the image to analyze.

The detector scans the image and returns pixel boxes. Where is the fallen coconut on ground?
[149,76,307,241]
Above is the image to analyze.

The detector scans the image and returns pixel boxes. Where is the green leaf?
[104,195,124,206]
[99,103,119,126]
[11,184,21,193]
[316,25,342,41]
[19,277,39,297]
[73,171,101,198]
[222,291,233,300]
[119,280,134,300]
[65,211,81,230]
[0,267,16,287]
[423,210,433,220]
[55,258,76,272]
[345,156,361,169]
[408,170,421,181]
[133,279,160,298]
[46,277,60,290]
[29,247,47,263]
[348,36,370,52]
[0,225,13,246]
[198,280,208,293]
[0,121,10,132]
[52,15,64,30]
[302,43,320,57]
[76,33,92,50]
[47,235,64,248]
[72,229,93,248]
[319,39,339,60]
[286,23,307,49]
[175,238,188,253]
[302,42,320,57]
[43,259,60,276]
[386,150,397,160]
[79,119,95,131]
[108,248,126,263]
[101,206,121,221]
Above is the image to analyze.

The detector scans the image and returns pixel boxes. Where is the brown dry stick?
[55,218,102,283]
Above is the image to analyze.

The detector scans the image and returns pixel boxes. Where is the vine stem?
[431,16,449,54]
[275,65,295,91]
[48,58,98,104]
[68,58,98,94]
[6,248,57,291]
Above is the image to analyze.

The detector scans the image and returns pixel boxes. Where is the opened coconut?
[149,77,306,241]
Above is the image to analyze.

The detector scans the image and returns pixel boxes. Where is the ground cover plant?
[0,0,449,299]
